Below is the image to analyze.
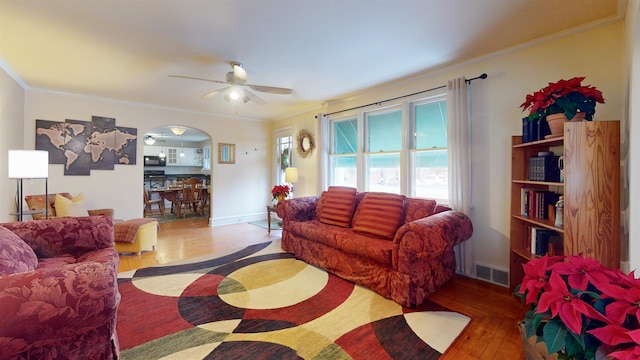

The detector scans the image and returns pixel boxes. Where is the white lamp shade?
[285,167,298,183]
[8,150,49,179]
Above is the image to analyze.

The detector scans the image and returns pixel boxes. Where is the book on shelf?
[522,118,537,143]
[530,227,557,256]
[528,153,561,182]
[521,189,560,219]
[521,118,551,143]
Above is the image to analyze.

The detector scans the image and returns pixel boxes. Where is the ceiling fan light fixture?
[170,127,186,136]
[224,86,248,103]
[144,136,156,145]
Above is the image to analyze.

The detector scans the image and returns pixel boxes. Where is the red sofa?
[0,216,120,359]
[277,187,473,307]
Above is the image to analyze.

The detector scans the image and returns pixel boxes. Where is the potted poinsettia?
[520,77,605,122]
[271,184,290,202]
[515,255,640,360]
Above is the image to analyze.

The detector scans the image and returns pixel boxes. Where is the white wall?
[9,89,272,223]
[0,65,26,222]
[273,22,628,273]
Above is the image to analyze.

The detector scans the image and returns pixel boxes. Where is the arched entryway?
[143,126,212,223]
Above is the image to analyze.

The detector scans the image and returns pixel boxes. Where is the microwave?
[144,155,166,166]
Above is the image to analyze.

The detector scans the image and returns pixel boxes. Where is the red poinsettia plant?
[520,77,605,122]
[516,255,640,360]
[271,184,290,201]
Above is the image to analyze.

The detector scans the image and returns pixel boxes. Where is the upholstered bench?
[114,218,159,255]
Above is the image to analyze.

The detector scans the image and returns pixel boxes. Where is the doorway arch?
[143,125,213,223]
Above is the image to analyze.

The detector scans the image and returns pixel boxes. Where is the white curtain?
[447,77,473,276]
[316,113,329,193]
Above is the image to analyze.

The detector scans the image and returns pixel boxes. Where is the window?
[328,94,448,203]
[274,130,293,185]
[330,118,358,187]
[411,98,448,201]
[365,108,402,194]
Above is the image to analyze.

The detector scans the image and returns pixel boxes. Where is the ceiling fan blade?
[169,74,227,85]
[243,89,267,105]
[202,87,229,100]
[246,84,293,94]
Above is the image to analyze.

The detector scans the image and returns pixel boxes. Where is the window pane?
[334,119,357,154]
[367,110,402,151]
[367,153,400,194]
[413,150,448,200]
[276,135,292,184]
[332,156,357,187]
[415,101,447,149]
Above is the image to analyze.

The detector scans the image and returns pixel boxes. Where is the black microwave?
[144,155,166,166]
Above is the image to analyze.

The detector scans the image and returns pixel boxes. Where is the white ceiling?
[0,0,622,123]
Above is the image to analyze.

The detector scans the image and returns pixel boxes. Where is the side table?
[266,205,279,234]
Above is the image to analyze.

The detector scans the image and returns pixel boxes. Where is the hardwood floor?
[118,219,527,359]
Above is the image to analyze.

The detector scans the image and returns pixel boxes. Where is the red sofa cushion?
[0,225,38,276]
[351,192,406,240]
[319,186,357,228]
[289,219,393,267]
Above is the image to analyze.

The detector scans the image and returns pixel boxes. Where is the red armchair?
[0,216,120,359]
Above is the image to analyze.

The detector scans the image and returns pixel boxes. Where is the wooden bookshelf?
[509,121,620,294]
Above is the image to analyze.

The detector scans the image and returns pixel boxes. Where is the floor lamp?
[285,167,298,198]
[8,150,49,221]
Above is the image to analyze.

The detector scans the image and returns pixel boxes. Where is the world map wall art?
[35,116,137,176]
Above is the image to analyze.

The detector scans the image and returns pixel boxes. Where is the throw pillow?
[55,193,89,217]
[319,186,357,227]
[0,225,38,276]
[352,192,406,240]
[404,198,438,223]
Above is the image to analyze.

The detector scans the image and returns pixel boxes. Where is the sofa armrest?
[392,210,473,269]
[88,208,114,218]
[0,259,120,358]
[277,196,320,224]
[0,216,115,259]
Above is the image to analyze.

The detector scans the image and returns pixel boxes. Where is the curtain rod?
[322,73,487,117]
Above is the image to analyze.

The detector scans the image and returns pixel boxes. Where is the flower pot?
[518,321,558,360]
[545,112,587,138]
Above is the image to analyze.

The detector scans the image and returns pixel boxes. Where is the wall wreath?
[296,129,315,158]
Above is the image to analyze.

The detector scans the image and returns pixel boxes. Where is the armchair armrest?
[392,210,473,270]
[276,196,320,224]
[0,259,120,358]
[0,216,115,259]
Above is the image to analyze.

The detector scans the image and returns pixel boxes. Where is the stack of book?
[528,152,560,182]
[529,227,558,256]
[521,189,560,220]
[521,118,551,143]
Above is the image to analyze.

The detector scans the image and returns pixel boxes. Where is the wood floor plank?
[117,220,526,359]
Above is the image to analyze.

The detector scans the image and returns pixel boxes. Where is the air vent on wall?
[474,262,509,287]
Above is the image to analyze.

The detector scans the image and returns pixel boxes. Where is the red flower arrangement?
[271,184,290,201]
[516,255,640,359]
[520,77,605,122]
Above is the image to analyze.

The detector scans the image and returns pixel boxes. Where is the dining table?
[150,186,210,219]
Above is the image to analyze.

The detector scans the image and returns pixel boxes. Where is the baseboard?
[209,212,267,227]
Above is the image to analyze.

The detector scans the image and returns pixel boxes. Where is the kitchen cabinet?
[166,147,203,166]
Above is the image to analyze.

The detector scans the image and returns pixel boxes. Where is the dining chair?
[178,178,203,218]
[143,186,164,216]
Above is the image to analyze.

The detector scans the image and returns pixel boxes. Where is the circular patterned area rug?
[117,240,470,359]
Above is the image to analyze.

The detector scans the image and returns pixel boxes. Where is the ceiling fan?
[169,62,293,105]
